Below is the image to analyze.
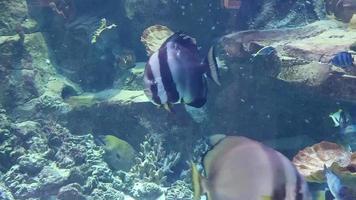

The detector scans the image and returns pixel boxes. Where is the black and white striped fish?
[144,32,221,110]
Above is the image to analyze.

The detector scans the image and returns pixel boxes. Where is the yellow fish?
[98,135,136,171]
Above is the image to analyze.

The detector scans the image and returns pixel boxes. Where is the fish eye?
[116,153,121,159]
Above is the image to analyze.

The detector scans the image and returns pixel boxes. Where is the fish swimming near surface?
[96,135,136,171]
[191,136,311,200]
[144,32,222,110]
[329,52,354,68]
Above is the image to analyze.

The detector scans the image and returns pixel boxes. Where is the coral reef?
[0,108,129,199]
[2,0,356,199]
[129,134,181,185]
[109,134,183,199]
[124,0,170,20]
[312,0,327,19]
[249,0,277,29]
[165,180,193,200]
[0,116,189,200]
[248,0,321,29]
[292,141,352,182]
[0,0,30,35]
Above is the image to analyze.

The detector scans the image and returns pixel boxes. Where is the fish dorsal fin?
[163,32,197,49]
[176,32,197,46]
[209,134,226,146]
[203,136,235,175]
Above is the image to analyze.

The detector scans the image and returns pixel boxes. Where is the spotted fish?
[144,32,221,110]
[191,136,312,200]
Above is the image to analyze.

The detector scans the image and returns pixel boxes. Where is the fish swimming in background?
[330,109,343,127]
[95,135,136,171]
[324,165,356,200]
[324,165,344,200]
[144,32,221,110]
[191,136,311,200]
[338,109,356,135]
[253,46,277,57]
[329,52,354,68]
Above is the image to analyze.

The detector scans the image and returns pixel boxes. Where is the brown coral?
[140,25,174,56]
[292,141,352,182]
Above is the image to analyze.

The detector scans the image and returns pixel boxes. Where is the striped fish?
[192,136,311,200]
[329,52,354,68]
[144,32,221,110]
[324,165,356,200]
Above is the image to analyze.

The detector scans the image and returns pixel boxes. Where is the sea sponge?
[140,25,174,56]
[292,141,352,182]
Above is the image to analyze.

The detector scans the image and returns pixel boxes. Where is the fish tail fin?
[191,161,204,200]
[206,45,223,86]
